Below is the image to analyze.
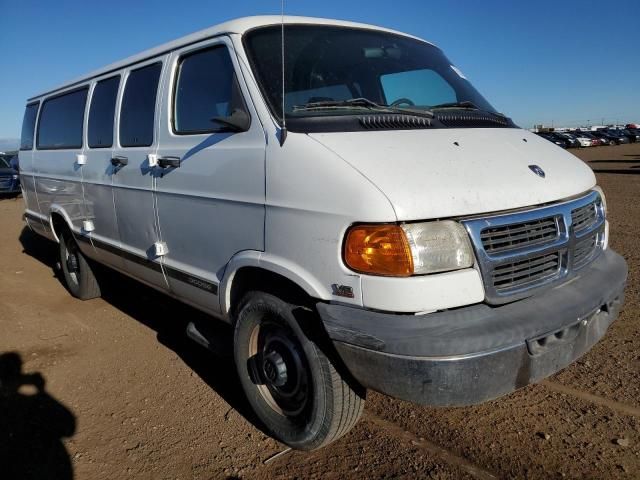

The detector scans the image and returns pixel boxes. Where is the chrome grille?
[571,203,598,233]
[492,252,562,291]
[573,232,599,269]
[464,190,605,304]
[480,216,559,253]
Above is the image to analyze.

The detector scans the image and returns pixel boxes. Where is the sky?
[1,0,639,147]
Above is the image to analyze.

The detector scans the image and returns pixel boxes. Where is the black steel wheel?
[234,291,365,450]
[59,230,101,300]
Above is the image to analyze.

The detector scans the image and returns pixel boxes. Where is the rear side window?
[174,47,247,134]
[37,88,88,150]
[119,63,162,147]
[88,76,120,148]
[20,103,39,150]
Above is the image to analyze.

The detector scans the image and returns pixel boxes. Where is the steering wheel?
[390,98,415,107]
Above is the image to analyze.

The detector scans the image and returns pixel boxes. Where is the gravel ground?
[0,143,638,479]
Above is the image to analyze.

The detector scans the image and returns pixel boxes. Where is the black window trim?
[20,101,40,151]
[119,61,163,148]
[170,44,251,136]
[36,85,90,151]
[87,74,121,150]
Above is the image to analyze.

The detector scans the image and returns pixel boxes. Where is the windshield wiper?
[430,101,508,119]
[293,98,434,119]
[429,100,481,110]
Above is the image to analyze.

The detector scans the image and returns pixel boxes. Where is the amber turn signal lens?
[344,225,414,276]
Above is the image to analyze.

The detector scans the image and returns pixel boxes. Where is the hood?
[309,128,596,221]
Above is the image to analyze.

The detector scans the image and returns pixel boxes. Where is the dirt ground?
[0,143,639,480]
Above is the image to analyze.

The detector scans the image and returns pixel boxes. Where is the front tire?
[59,230,101,300]
[234,292,365,450]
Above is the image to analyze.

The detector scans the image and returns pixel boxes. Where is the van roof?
[29,15,431,101]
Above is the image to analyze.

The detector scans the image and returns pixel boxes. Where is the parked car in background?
[619,128,640,143]
[0,155,20,196]
[603,129,630,145]
[591,130,620,146]
[554,132,581,148]
[576,131,603,146]
[567,132,593,147]
[626,123,639,129]
[537,132,568,148]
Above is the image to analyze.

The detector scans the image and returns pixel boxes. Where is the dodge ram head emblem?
[528,165,546,178]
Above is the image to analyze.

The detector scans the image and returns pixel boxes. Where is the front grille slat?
[492,254,559,278]
[464,191,605,303]
[480,216,559,253]
[573,232,599,269]
[492,254,561,289]
[571,203,598,232]
[481,225,558,248]
[480,220,556,239]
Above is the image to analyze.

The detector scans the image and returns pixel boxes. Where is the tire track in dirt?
[541,380,640,418]
[364,414,498,480]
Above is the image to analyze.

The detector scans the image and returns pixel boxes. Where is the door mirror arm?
[210,109,250,132]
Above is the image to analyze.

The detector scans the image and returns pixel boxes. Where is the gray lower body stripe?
[73,233,218,295]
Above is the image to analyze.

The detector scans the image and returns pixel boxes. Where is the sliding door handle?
[111,155,129,167]
[157,156,181,169]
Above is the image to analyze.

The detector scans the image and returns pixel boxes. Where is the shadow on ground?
[591,169,640,175]
[588,159,640,164]
[18,227,268,438]
[0,352,76,479]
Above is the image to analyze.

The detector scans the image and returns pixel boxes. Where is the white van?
[19,16,627,450]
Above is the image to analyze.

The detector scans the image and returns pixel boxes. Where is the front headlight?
[12,174,18,180]
[343,221,474,276]
[593,185,607,215]
[402,221,474,274]
[592,185,608,250]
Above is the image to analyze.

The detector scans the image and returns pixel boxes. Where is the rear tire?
[59,230,101,300]
[234,291,365,450]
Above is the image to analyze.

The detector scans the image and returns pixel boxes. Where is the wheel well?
[229,267,314,318]
[50,212,68,242]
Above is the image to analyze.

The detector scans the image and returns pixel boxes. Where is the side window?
[380,69,456,107]
[37,88,88,150]
[20,102,39,150]
[174,47,248,134]
[119,63,162,147]
[88,76,120,148]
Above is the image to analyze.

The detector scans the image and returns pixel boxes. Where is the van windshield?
[243,25,499,124]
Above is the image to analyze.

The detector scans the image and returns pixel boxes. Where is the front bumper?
[318,249,627,406]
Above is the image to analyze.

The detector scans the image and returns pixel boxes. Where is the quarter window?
[88,76,120,148]
[37,88,88,150]
[174,47,247,134]
[20,103,39,150]
[119,63,162,147]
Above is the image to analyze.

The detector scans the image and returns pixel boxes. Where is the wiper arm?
[430,101,509,119]
[294,98,382,111]
[430,100,481,110]
[293,98,434,119]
